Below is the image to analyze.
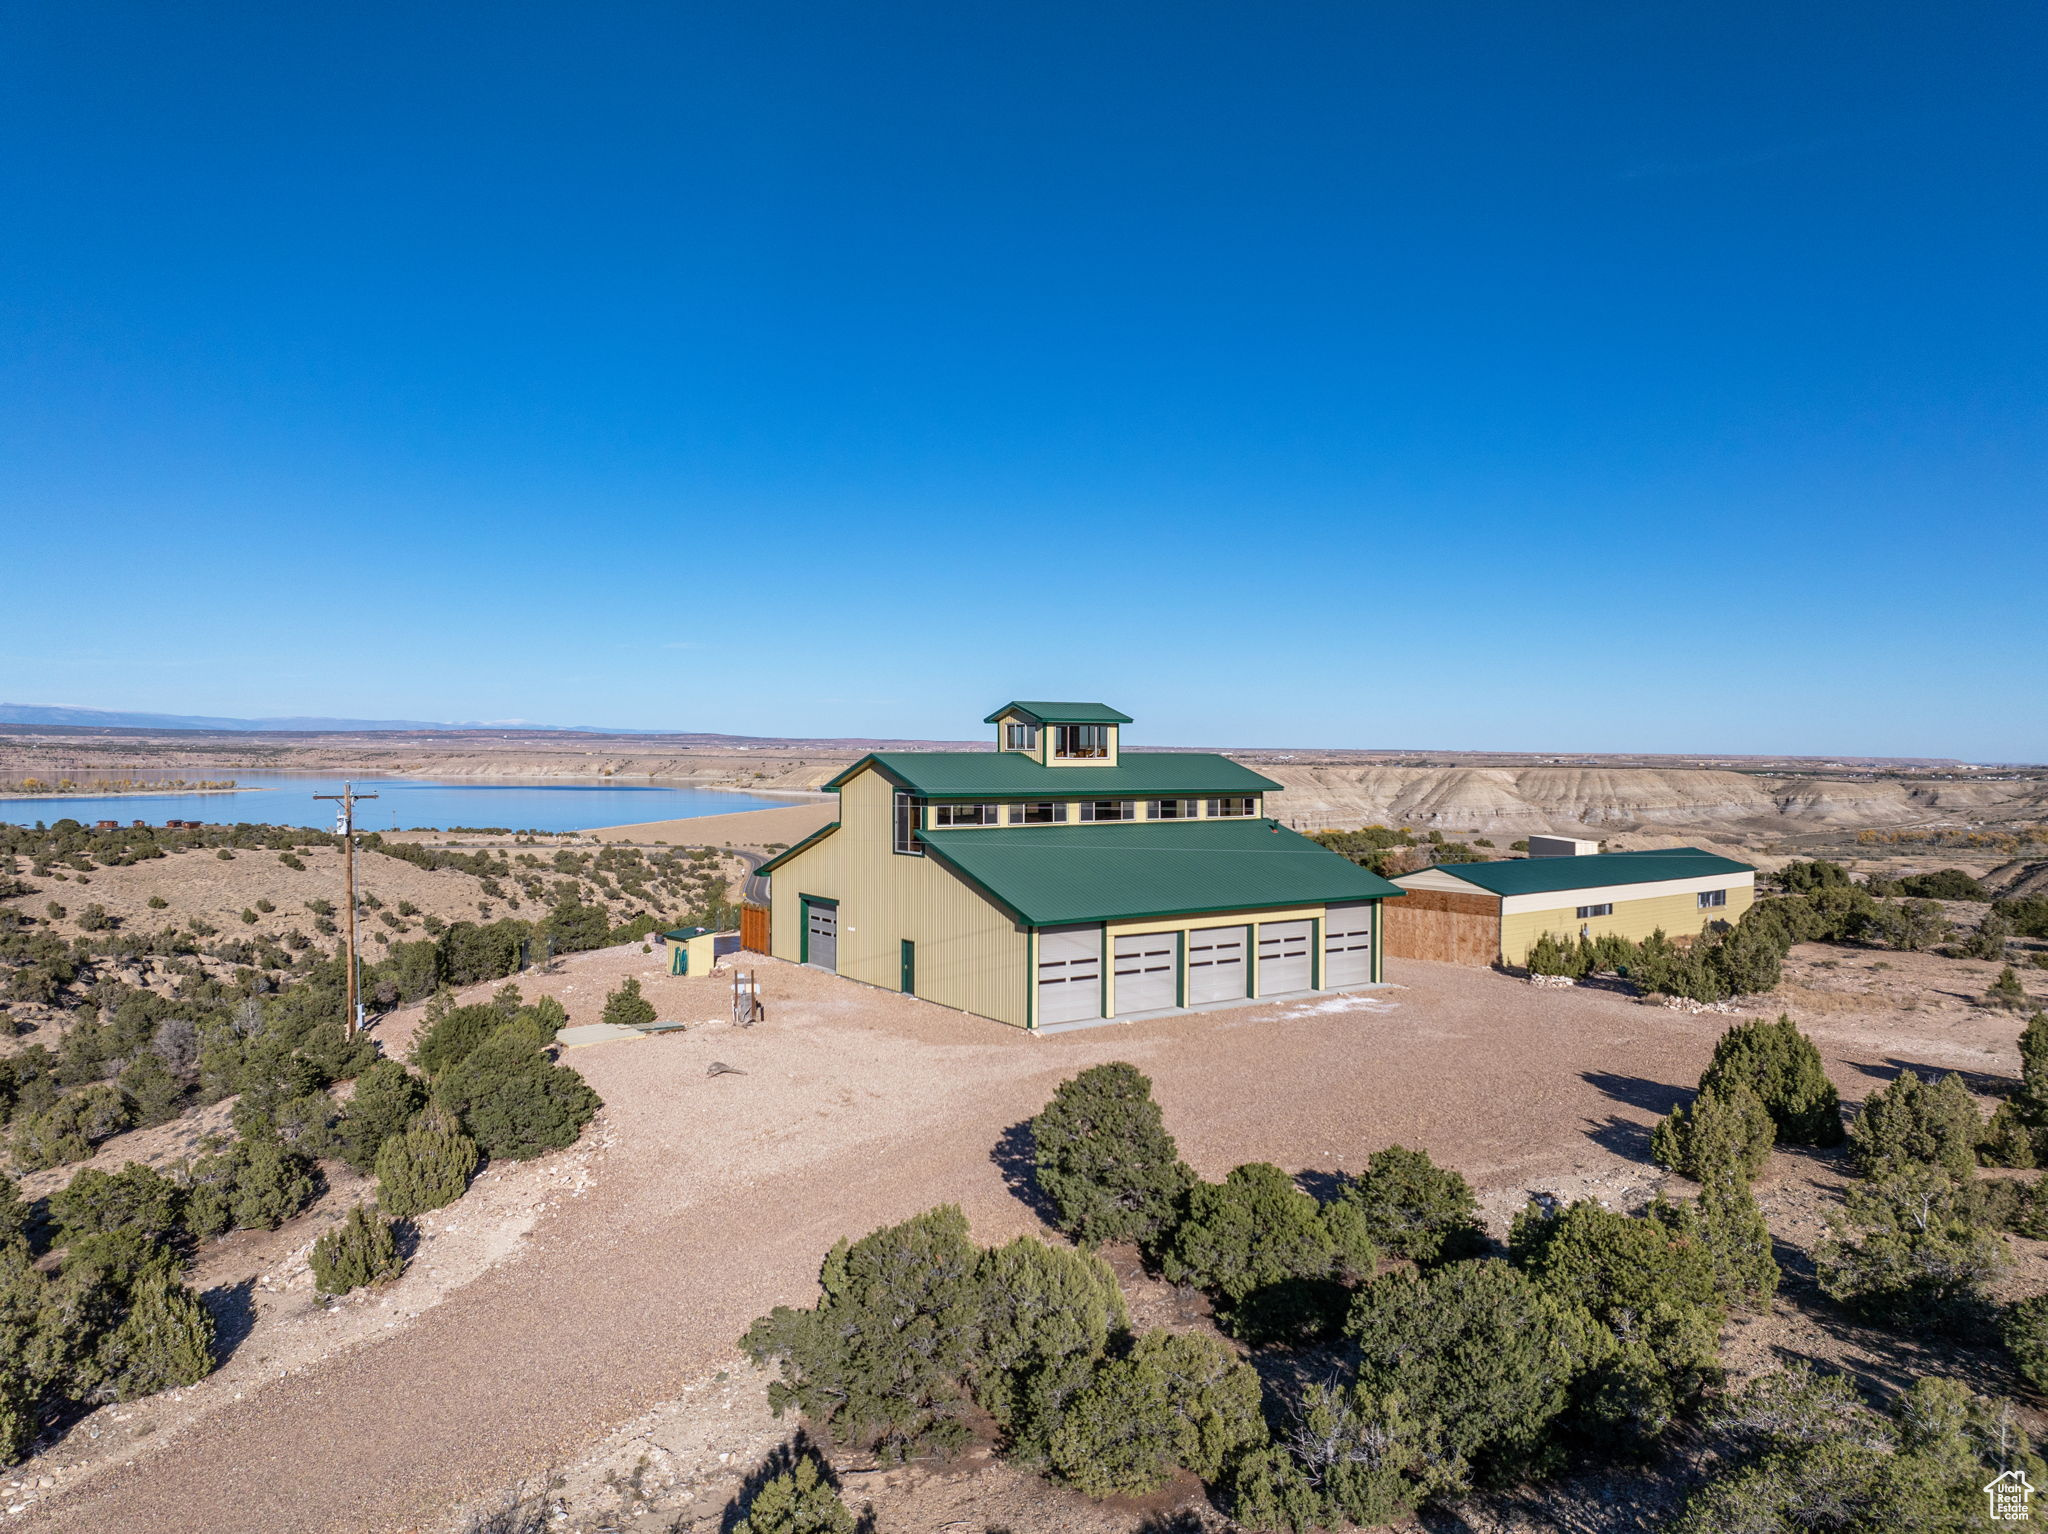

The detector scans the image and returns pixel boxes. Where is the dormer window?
[1054,724,1110,759]
[1004,722,1040,751]
[932,802,1001,827]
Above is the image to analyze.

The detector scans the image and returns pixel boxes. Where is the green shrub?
[310,1204,404,1294]
[1525,931,1588,978]
[11,1083,134,1172]
[1675,1368,2044,1532]
[2004,1294,2048,1393]
[731,1452,858,1534]
[183,1137,319,1238]
[1900,868,1988,901]
[1988,965,2030,1011]
[1848,1069,1982,1180]
[1029,1063,1192,1248]
[1650,1083,1774,1187]
[1339,1145,1486,1265]
[1159,1163,1377,1339]
[117,1052,186,1129]
[88,1266,216,1400]
[1696,1016,1844,1146]
[1346,1260,1604,1484]
[374,1117,479,1218]
[332,1058,429,1173]
[1511,1198,1725,1442]
[970,1236,1127,1456]
[600,977,656,1029]
[411,1002,511,1077]
[1776,860,1853,893]
[1225,1385,1467,1533]
[1980,1099,2040,1168]
[1688,1182,1781,1311]
[50,1163,186,1248]
[1043,1329,1262,1497]
[1816,1161,2006,1325]
[433,1032,600,1161]
[742,1206,982,1458]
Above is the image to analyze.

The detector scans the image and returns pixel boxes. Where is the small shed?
[1387,847,1756,966]
[661,926,739,976]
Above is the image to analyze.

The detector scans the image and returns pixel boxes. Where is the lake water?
[0,774,809,834]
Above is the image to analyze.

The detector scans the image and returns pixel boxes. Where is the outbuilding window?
[1698,889,1728,909]
[1575,903,1613,919]
[1080,800,1134,822]
[893,793,925,856]
[1054,724,1109,759]
[1207,796,1256,817]
[1009,801,1061,824]
[1149,799,1194,819]
[932,802,1001,827]
[1004,722,1040,750]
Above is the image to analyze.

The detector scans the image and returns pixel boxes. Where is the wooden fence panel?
[739,903,770,954]
[1383,889,1499,965]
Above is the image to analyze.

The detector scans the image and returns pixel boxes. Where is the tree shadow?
[1581,1071,1691,1117]
[202,1276,258,1364]
[1292,1168,1346,1204]
[1845,1057,2012,1096]
[1585,1113,1654,1163]
[721,1434,874,1534]
[989,1120,1057,1224]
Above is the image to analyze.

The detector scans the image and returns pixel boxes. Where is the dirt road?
[13,951,2021,1534]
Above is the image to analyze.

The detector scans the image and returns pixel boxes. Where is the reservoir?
[0,774,808,835]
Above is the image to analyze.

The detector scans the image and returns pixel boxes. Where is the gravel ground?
[10,944,2038,1534]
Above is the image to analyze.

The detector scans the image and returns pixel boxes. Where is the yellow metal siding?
[768,768,1031,1026]
[1499,883,1756,965]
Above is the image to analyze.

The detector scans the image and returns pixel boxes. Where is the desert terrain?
[0,917,2042,1533]
[4,721,2044,852]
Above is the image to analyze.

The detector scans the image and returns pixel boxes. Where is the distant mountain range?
[0,703,617,734]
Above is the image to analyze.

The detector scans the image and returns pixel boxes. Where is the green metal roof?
[661,926,712,940]
[1407,847,1755,898]
[832,751,1281,798]
[982,701,1135,725]
[917,818,1406,926]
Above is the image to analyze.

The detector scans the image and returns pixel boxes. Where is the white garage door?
[1258,919,1314,995]
[1037,925,1103,1025]
[1113,932,1179,1015]
[1323,903,1374,987]
[1188,925,1249,1004]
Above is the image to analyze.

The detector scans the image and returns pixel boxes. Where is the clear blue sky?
[4,4,2042,759]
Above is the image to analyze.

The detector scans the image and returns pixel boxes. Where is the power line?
[313,782,379,1038]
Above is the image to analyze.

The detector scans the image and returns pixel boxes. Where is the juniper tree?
[731,1452,859,1534]
[1339,1146,1487,1265]
[601,977,656,1030]
[742,1206,983,1458]
[970,1236,1127,1457]
[1225,1385,1467,1533]
[1650,1083,1775,1186]
[1042,1329,1262,1498]
[1988,965,2030,1011]
[433,1031,600,1161]
[1029,1064,1192,1248]
[1346,1259,1605,1483]
[310,1204,404,1294]
[1816,1161,2007,1326]
[375,1115,480,1218]
[1158,1162,1377,1340]
[1511,1198,1725,1443]
[50,1163,186,1248]
[88,1266,216,1399]
[1697,1016,1844,1146]
[332,1058,429,1173]
[2005,1294,2048,1393]
[1848,1070,1982,1180]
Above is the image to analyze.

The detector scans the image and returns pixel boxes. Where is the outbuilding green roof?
[832,751,1280,798]
[982,701,1135,725]
[916,818,1405,926]
[1406,847,1754,897]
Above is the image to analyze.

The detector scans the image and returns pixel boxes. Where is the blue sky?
[4,3,2042,759]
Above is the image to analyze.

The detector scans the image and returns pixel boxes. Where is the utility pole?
[314,782,379,1037]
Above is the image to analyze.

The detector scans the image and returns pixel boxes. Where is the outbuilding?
[1386,846,1756,966]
